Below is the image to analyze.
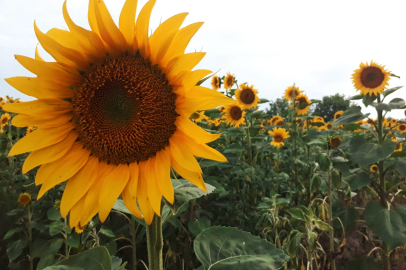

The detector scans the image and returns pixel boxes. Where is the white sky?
[1,0,405,118]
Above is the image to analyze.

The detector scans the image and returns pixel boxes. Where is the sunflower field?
[1,1,406,270]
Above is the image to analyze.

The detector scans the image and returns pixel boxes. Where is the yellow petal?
[149,13,188,65]
[35,45,44,61]
[23,131,78,174]
[37,142,90,198]
[182,70,212,95]
[155,149,174,204]
[14,55,81,85]
[145,157,162,216]
[176,130,227,162]
[137,161,154,224]
[2,99,72,117]
[119,0,138,52]
[134,0,156,57]
[88,0,101,36]
[122,162,143,219]
[170,156,206,192]
[12,114,72,129]
[169,135,202,173]
[5,77,74,99]
[175,116,220,144]
[46,28,82,52]
[166,52,205,83]
[99,164,130,222]
[60,157,99,218]
[93,0,127,55]
[159,22,203,68]
[8,123,74,156]
[34,21,88,71]
[69,195,86,228]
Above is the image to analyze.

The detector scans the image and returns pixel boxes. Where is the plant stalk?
[27,204,34,270]
[146,214,163,270]
[131,218,137,270]
[327,165,336,270]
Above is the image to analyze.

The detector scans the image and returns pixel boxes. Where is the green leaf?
[371,209,406,250]
[314,219,332,231]
[316,153,330,172]
[47,207,62,221]
[37,255,62,270]
[285,231,302,258]
[165,179,215,215]
[287,208,306,221]
[111,256,123,270]
[52,246,111,270]
[259,98,269,104]
[363,93,376,107]
[347,256,383,270]
[344,171,371,191]
[333,208,359,229]
[370,102,391,111]
[388,98,406,110]
[105,240,117,256]
[4,227,23,239]
[349,139,396,167]
[343,124,361,131]
[188,216,211,236]
[364,202,384,228]
[332,106,370,126]
[396,159,406,176]
[49,220,70,236]
[331,169,342,189]
[349,95,364,100]
[309,175,321,194]
[390,152,406,158]
[382,86,403,98]
[32,238,64,258]
[67,233,80,248]
[7,209,25,216]
[7,239,27,262]
[99,226,115,238]
[43,266,82,270]
[194,226,289,270]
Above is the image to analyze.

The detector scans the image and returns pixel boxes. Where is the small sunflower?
[317,125,328,131]
[211,75,220,91]
[75,222,87,234]
[209,118,222,127]
[392,137,398,143]
[1,113,11,127]
[391,119,397,125]
[397,123,406,133]
[334,111,344,120]
[352,61,391,96]
[223,72,235,90]
[4,0,234,227]
[269,115,282,125]
[365,118,375,125]
[294,93,312,115]
[326,123,332,129]
[268,127,290,149]
[370,165,378,173]
[234,83,260,109]
[223,104,246,128]
[329,136,341,149]
[284,85,301,101]
[18,193,31,205]
[395,143,403,152]
[313,116,325,123]
[191,111,205,123]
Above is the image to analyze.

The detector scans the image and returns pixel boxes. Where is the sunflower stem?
[146,214,163,270]
[27,204,34,270]
[326,151,336,270]
[131,218,138,270]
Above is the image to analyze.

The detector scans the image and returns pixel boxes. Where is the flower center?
[274,135,283,142]
[361,67,384,88]
[230,106,242,120]
[72,55,178,165]
[400,125,406,131]
[240,89,255,104]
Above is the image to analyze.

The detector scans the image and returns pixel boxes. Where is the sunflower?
[0,97,3,103]
[223,72,235,90]
[294,93,312,115]
[211,75,220,91]
[1,113,11,127]
[392,137,398,143]
[395,143,403,152]
[284,85,301,101]
[391,118,397,125]
[329,136,341,149]
[352,61,391,96]
[370,165,378,173]
[334,111,343,120]
[209,118,222,127]
[313,116,325,123]
[18,193,31,205]
[326,123,332,129]
[191,111,205,123]
[4,0,233,227]
[317,125,328,131]
[398,123,406,133]
[222,103,246,128]
[269,115,282,125]
[234,83,260,109]
[268,127,290,149]
[75,223,86,234]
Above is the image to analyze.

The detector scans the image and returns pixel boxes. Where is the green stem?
[131,218,138,270]
[327,149,336,270]
[146,215,163,270]
[27,204,34,270]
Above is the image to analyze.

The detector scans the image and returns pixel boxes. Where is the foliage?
[314,93,352,121]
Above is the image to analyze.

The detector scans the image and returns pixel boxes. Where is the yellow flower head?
[284,85,301,101]
[294,93,312,115]
[392,137,398,143]
[365,118,375,125]
[18,193,31,205]
[391,118,397,124]
[74,222,87,234]
[235,83,260,109]
[397,123,406,133]
[329,136,341,149]
[209,118,222,127]
[0,113,11,127]
[191,111,205,123]
[370,165,378,173]
[223,103,246,128]
[317,125,328,131]
[211,75,220,91]
[326,123,332,129]
[352,61,391,96]
[268,127,290,149]
[223,72,235,90]
[313,116,325,123]
[269,115,283,125]
[395,143,403,152]
[3,0,234,226]
[334,111,344,120]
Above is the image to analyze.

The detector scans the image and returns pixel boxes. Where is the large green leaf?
[165,179,215,215]
[349,139,396,167]
[333,208,359,229]
[194,227,289,270]
[396,158,406,176]
[382,86,403,98]
[4,227,23,239]
[47,207,62,221]
[364,202,383,228]
[7,239,27,262]
[371,209,406,250]
[343,172,371,191]
[32,238,64,258]
[188,216,211,236]
[332,106,370,126]
[50,246,111,270]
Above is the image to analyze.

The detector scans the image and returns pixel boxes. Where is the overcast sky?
[1,0,405,118]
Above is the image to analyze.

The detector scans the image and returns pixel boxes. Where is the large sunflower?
[352,61,391,96]
[222,103,246,127]
[234,83,260,109]
[294,93,312,115]
[284,85,301,101]
[4,0,233,227]
[268,127,290,149]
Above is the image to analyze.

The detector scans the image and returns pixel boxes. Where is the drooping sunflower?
[370,165,378,173]
[222,103,246,128]
[234,83,260,109]
[268,127,290,149]
[329,136,341,149]
[284,85,301,101]
[334,111,344,120]
[398,123,406,133]
[4,0,234,227]
[223,72,235,90]
[269,115,282,125]
[352,61,391,96]
[294,93,312,115]
[211,75,220,91]
[18,193,31,205]
[1,113,11,127]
